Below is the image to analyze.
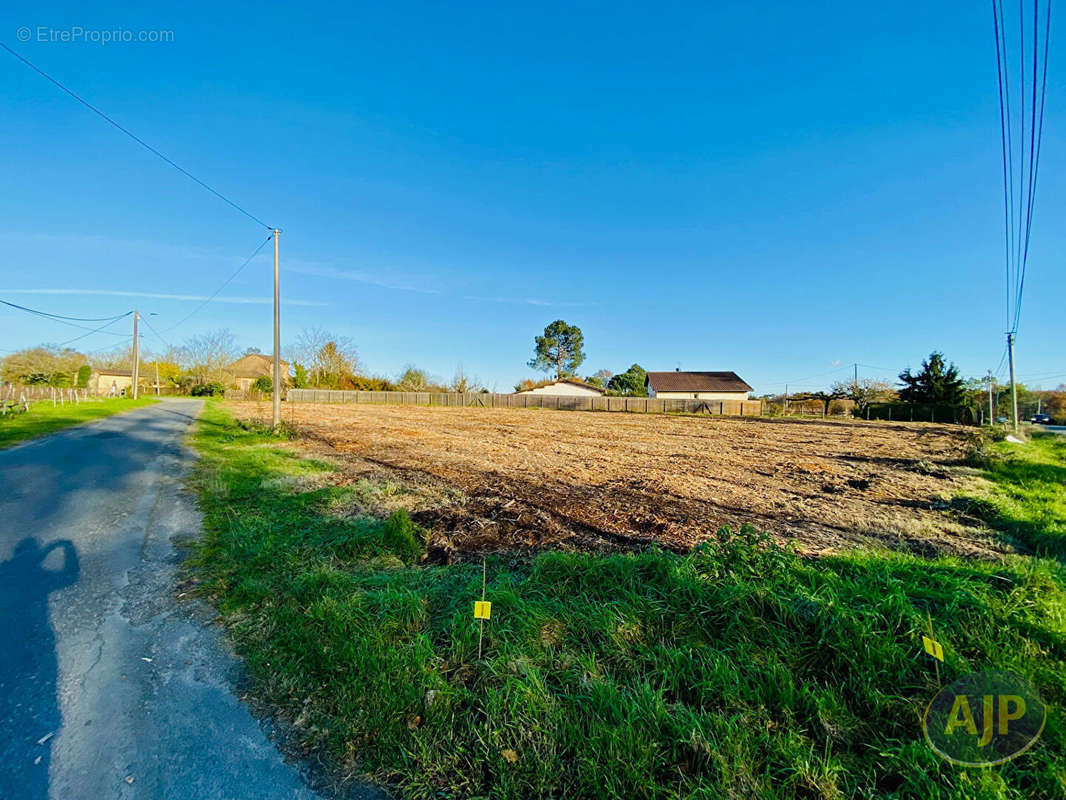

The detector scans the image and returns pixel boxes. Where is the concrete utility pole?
[155,361,160,396]
[272,229,281,428]
[1007,332,1019,432]
[987,371,994,426]
[132,310,140,400]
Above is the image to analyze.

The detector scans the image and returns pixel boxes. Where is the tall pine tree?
[898,352,965,405]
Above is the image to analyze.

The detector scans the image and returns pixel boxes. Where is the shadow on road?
[0,538,79,800]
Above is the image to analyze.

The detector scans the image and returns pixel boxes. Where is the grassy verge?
[0,396,159,449]
[962,433,1066,559]
[188,405,1066,799]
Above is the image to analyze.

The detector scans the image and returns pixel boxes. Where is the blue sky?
[1,1,1063,393]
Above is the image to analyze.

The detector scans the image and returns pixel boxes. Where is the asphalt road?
[0,399,327,799]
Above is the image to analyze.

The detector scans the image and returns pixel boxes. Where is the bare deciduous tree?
[291,327,359,388]
[183,329,238,384]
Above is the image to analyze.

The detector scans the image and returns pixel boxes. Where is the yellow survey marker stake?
[922,636,944,662]
[477,559,488,659]
[924,612,943,688]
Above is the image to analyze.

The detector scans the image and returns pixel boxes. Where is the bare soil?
[228,402,1004,561]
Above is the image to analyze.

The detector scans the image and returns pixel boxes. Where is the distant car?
[1031,413,1052,424]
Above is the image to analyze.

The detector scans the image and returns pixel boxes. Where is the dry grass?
[227,401,1002,561]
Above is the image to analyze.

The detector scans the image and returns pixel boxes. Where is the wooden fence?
[287,389,761,417]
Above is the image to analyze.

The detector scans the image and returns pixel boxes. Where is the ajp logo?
[923,671,1046,766]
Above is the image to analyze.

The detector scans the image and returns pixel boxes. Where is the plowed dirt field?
[228,402,1003,561]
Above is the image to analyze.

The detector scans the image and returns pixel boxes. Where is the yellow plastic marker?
[922,635,944,662]
[474,601,492,620]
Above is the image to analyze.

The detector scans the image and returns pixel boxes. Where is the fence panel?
[286,388,761,417]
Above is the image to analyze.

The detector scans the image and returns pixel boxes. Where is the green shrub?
[252,376,273,393]
[191,382,226,397]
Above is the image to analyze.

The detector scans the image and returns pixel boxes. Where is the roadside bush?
[252,376,273,393]
[191,382,226,397]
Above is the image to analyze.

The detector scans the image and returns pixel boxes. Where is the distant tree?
[315,340,359,388]
[607,364,648,396]
[451,366,470,393]
[183,329,238,384]
[830,378,894,416]
[152,361,184,387]
[293,328,359,388]
[76,364,92,388]
[291,363,309,389]
[352,374,394,391]
[585,368,613,388]
[243,346,262,355]
[396,365,430,391]
[1,346,85,386]
[898,352,965,405]
[796,388,846,416]
[514,378,539,392]
[529,320,585,379]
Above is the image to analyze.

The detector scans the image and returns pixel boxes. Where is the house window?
[693,393,698,399]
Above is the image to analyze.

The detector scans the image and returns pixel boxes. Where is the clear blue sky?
[1,1,1063,392]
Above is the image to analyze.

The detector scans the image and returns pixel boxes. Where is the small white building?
[645,370,752,401]
[516,378,605,397]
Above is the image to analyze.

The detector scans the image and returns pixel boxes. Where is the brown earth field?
[227,401,1008,562]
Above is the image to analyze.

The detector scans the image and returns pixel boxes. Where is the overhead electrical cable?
[0,42,273,231]
[53,313,134,348]
[1015,0,1051,333]
[161,234,273,333]
[139,314,172,352]
[990,0,1051,336]
[0,298,130,322]
[2,299,132,336]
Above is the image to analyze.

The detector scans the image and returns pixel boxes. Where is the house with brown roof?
[226,353,289,391]
[645,370,752,401]
[515,378,605,397]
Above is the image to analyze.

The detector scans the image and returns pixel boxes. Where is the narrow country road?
[0,399,325,799]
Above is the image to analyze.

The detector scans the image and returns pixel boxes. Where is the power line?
[990,0,1051,336]
[53,312,134,348]
[992,0,1016,329]
[1,298,132,336]
[0,298,129,322]
[161,235,273,333]
[139,314,172,352]
[0,42,273,231]
[1014,0,1051,333]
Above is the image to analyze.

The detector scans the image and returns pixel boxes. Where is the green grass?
[0,396,159,449]
[962,433,1066,559]
[188,406,1066,799]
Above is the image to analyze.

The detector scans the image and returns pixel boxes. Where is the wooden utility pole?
[132,310,140,400]
[1007,332,1018,432]
[272,229,281,428]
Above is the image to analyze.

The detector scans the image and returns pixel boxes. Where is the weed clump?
[381,509,425,564]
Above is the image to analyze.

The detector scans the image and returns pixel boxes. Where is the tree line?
[0,326,487,396]
[766,351,1066,424]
